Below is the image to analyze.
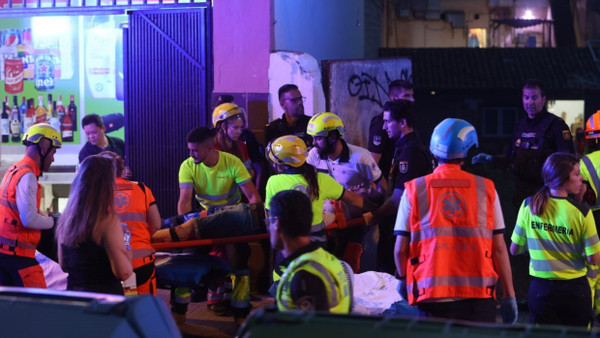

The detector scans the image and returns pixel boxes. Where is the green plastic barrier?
[238,306,598,338]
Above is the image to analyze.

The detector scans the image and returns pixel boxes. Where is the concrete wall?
[213,0,271,93]
[273,0,366,64]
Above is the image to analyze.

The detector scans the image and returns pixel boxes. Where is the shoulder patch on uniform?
[399,161,408,173]
[562,130,571,141]
[372,135,381,146]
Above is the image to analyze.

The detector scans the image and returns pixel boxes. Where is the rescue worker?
[511,152,600,327]
[101,151,161,295]
[306,112,385,272]
[0,123,61,288]
[395,118,518,323]
[511,78,574,209]
[177,126,262,324]
[363,100,433,273]
[269,189,353,313]
[265,135,375,243]
[578,110,600,321]
[264,84,312,145]
[212,99,268,197]
[212,102,256,182]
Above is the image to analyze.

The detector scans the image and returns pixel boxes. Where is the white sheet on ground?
[36,251,68,290]
[352,271,401,315]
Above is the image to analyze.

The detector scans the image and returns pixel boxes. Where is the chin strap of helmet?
[36,139,54,174]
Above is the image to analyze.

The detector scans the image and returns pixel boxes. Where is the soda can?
[21,28,31,45]
[1,29,21,47]
[4,59,23,94]
[34,54,54,91]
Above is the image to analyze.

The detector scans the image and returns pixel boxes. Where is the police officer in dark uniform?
[368,80,414,176]
[264,84,312,146]
[511,78,574,208]
[364,100,434,273]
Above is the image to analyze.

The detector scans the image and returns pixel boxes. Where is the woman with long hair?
[265,135,373,243]
[212,102,267,194]
[510,152,600,327]
[56,155,133,295]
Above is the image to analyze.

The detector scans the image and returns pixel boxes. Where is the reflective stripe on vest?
[0,159,42,258]
[406,166,498,304]
[118,212,147,223]
[277,247,351,314]
[581,156,600,210]
[195,184,241,208]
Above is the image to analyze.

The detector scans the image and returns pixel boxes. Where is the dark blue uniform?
[389,131,434,190]
[368,113,394,177]
[511,110,574,207]
[264,114,311,145]
[377,131,434,273]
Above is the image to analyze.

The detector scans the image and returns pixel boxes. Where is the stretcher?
[151,212,366,251]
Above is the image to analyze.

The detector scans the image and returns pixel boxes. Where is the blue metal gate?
[125,8,211,216]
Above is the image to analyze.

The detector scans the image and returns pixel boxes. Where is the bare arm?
[177,188,194,215]
[240,180,262,204]
[253,162,265,195]
[340,189,376,211]
[372,188,403,218]
[394,235,410,278]
[102,215,133,281]
[371,152,382,164]
[376,176,388,195]
[146,204,162,235]
[493,233,515,297]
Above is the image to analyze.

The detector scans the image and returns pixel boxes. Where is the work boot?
[207,300,232,316]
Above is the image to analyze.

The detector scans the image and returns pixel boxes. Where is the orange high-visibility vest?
[0,156,42,258]
[403,164,498,305]
[114,177,156,265]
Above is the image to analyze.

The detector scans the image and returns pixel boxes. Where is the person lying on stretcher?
[152,203,266,243]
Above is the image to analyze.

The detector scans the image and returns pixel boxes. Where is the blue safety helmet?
[430,118,478,160]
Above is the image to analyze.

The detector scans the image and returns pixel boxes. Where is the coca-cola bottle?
[68,94,77,131]
[10,96,20,142]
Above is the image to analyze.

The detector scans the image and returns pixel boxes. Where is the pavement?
[156,289,275,337]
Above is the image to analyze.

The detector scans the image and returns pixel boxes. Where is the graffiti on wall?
[325,58,412,148]
[347,69,411,107]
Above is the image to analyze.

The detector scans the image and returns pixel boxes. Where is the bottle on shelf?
[23,98,34,132]
[68,94,77,131]
[48,100,60,133]
[10,96,20,142]
[61,105,74,142]
[19,96,26,133]
[55,94,65,123]
[35,95,47,124]
[1,97,9,143]
[46,93,53,121]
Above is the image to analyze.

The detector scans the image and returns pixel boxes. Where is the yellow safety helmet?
[212,102,246,128]
[307,112,345,137]
[266,135,307,168]
[22,123,62,148]
[585,110,600,139]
